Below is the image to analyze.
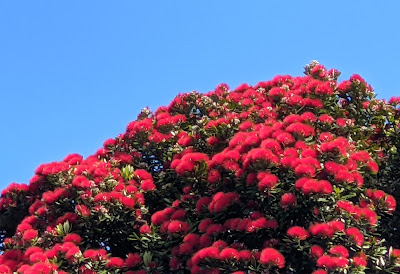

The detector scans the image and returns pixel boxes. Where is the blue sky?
[1,1,400,190]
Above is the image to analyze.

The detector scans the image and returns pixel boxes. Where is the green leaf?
[63,220,71,234]
[55,223,64,236]
[143,251,153,266]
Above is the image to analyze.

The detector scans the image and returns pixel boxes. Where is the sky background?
[1,1,400,191]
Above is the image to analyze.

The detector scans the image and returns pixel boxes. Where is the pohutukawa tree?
[1,62,400,274]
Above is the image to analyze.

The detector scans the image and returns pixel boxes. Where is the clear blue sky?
[1,1,400,190]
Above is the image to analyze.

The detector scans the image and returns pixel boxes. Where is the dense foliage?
[1,62,400,273]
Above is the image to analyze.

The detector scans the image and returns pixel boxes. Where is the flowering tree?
[1,62,400,273]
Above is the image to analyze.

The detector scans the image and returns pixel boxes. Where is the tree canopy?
[1,62,400,273]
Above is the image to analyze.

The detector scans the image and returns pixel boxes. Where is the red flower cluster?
[259,248,285,269]
[287,226,310,240]
[309,220,345,238]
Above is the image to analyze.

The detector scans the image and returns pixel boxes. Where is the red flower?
[309,223,335,238]
[222,160,239,171]
[23,229,38,242]
[246,173,257,185]
[44,247,59,260]
[276,132,295,145]
[266,219,279,229]
[295,177,309,190]
[350,74,366,83]
[334,257,349,268]
[259,126,273,140]
[257,172,279,191]
[301,179,321,195]
[353,253,367,267]
[175,160,195,175]
[295,164,316,178]
[367,160,379,173]
[72,176,92,189]
[319,132,334,142]
[319,180,333,194]
[169,257,181,270]
[134,169,152,179]
[76,204,91,217]
[260,139,282,153]
[17,222,32,233]
[312,270,327,274]
[310,245,324,258]
[328,220,345,232]
[219,248,240,260]
[55,212,79,225]
[268,87,285,98]
[119,196,134,209]
[350,151,370,163]
[246,217,268,233]
[286,122,315,137]
[280,193,297,208]
[0,265,12,273]
[360,208,378,226]
[287,226,309,240]
[63,233,82,244]
[206,224,224,236]
[191,247,220,265]
[134,192,145,205]
[237,218,251,231]
[245,148,280,166]
[177,134,192,147]
[208,192,240,213]
[207,136,220,146]
[83,249,107,261]
[29,252,48,263]
[239,120,253,131]
[125,253,142,268]
[141,179,156,191]
[319,114,334,124]
[42,188,68,204]
[183,233,200,247]
[329,245,349,258]
[167,220,190,234]
[24,246,44,261]
[151,211,168,225]
[1,183,29,196]
[103,138,116,148]
[301,148,318,158]
[195,197,212,214]
[199,234,213,248]
[211,240,228,250]
[207,169,221,184]
[65,246,81,262]
[134,222,149,234]
[94,192,110,203]
[224,218,241,230]
[301,112,317,122]
[179,243,193,255]
[385,195,397,212]
[345,227,364,246]
[391,249,400,262]
[31,262,58,273]
[244,133,261,147]
[337,80,352,92]
[198,218,213,233]
[259,248,285,269]
[107,257,125,268]
[235,250,251,262]
[317,255,337,269]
